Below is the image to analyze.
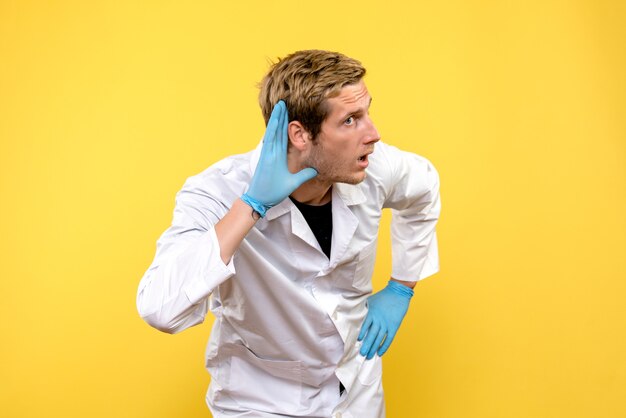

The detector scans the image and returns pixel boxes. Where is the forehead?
[325,80,370,115]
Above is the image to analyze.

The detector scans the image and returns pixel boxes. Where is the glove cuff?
[241,193,270,218]
[386,280,415,299]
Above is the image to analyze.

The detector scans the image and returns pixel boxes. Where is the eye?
[344,116,355,125]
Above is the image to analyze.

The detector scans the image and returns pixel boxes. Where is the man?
[137,50,441,418]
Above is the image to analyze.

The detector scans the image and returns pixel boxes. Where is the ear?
[287,121,312,152]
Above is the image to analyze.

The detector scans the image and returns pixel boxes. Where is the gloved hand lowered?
[241,100,318,217]
[358,280,414,360]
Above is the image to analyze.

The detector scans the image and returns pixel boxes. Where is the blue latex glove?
[358,280,414,359]
[241,100,318,217]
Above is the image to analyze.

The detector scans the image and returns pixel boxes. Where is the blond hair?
[258,50,366,139]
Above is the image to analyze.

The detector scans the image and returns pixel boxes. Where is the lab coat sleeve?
[136,174,236,334]
[381,144,441,282]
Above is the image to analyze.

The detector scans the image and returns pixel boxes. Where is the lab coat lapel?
[257,196,324,255]
[329,183,366,267]
[289,201,324,253]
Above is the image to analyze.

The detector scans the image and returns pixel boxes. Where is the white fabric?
[137,141,441,417]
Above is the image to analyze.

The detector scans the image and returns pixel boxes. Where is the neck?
[290,178,332,205]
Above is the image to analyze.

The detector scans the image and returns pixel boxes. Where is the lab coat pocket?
[352,241,378,291]
[228,344,304,413]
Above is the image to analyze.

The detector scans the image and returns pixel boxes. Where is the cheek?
[340,145,357,161]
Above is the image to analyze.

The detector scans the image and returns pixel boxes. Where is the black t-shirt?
[289,196,332,259]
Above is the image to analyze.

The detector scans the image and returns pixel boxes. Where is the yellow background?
[1,1,625,417]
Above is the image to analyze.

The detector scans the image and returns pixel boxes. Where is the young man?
[137,50,441,418]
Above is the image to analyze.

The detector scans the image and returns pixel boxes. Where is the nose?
[364,116,381,144]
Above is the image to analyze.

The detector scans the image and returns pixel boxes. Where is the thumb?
[291,167,318,186]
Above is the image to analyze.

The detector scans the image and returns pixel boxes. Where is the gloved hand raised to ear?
[241,100,318,217]
[358,280,414,360]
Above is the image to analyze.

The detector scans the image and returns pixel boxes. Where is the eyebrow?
[338,97,373,121]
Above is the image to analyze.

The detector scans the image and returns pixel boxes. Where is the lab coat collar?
[265,198,293,221]
[333,182,366,206]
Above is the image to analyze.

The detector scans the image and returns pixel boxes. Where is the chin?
[336,172,367,185]
[317,166,367,185]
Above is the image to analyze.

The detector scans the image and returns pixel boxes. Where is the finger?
[266,101,282,135]
[269,101,285,154]
[266,101,284,146]
[291,167,318,186]
[360,322,380,357]
[377,329,397,357]
[358,315,372,341]
[279,101,289,153]
[367,327,386,360]
[260,106,280,161]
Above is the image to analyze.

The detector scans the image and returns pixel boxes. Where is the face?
[305,80,380,185]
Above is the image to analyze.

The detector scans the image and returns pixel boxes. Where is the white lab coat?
[137,141,441,418]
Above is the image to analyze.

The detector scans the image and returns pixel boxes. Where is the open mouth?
[359,151,372,162]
